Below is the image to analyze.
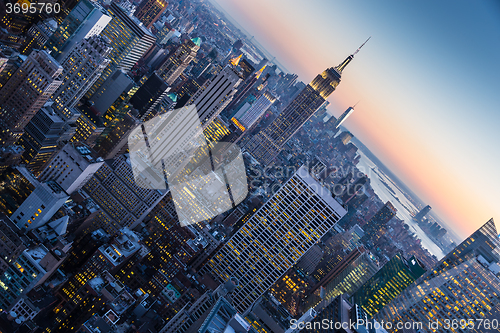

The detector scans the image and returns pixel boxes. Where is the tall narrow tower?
[245,38,369,164]
[51,35,112,122]
[44,0,111,61]
[134,0,168,29]
[84,3,156,99]
[157,37,201,85]
[187,65,243,125]
[333,105,355,129]
[0,50,63,145]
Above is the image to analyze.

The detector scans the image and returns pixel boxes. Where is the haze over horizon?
[212,0,500,240]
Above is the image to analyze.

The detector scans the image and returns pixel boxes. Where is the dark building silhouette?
[17,104,65,173]
[362,201,397,244]
[414,204,431,222]
[129,73,170,119]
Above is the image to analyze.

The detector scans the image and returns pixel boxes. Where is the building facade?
[85,2,155,99]
[353,252,426,318]
[157,37,201,85]
[82,154,167,235]
[376,219,500,333]
[17,104,65,173]
[201,166,347,313]
[231,89,277,139]
[187,65,243,126]
[0,50,63,145]
[44,0,111,61]
[134,0,168,29]
[38,142,104,194]
[51,35,112,121]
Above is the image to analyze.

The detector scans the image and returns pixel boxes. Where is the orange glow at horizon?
[340,94,495,239]
[215,0,498,239]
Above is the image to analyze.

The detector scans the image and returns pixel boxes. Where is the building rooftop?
[296,166,347,217]
[48,216,69,236]
[45,180,68,197]
[88,276,106,293]
[198,297,256,333]
[26,245,48,263]
[191,37,202,46]
[100,229,141,266]
[1,145,24,155]
[82,315,113,333]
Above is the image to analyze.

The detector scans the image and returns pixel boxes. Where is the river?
[356,151,446,259]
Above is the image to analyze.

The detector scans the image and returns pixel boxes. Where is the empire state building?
[244,38,370,164]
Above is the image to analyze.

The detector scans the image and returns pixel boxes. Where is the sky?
[212,0,500,239]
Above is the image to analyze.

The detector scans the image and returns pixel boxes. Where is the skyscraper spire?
[333,106,355,129]
[255,65,266,79]
[353,36,371,56]
[230,53,242,66]
[335,37,371,74]
[246,43,364,164]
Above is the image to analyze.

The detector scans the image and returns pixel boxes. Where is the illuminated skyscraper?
[129,73,170,120]
[0,167,35,218]
[44,0,111,61]
[0,166,69,230]
[94,113,141,159]
[305,247,379,311]
[0,214,25,274]
[236,90,277,129]
[244,38,369,164]
[337,131,354,145]
[21,19,57,55]
[157,37,201,85]
[231,90,277,143]
[134,0,168,29]
[190,49,217,78]
[51,229,142,332]
[0,50,63,145]
[70,114,104,147]
[51,35,112,122]
[0,245,59,310]
[377,219,500,332]
[82,154,167,236]
[187,65,243,125]
[224,62,264,113]
[17,104,65,173]
[88,69,136,116]
[352,252,426,318]
[38,142,104,195]
[203,116,232,144]
[156,23,172,44]
[85,2,156,98]
[200,166,347,313]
